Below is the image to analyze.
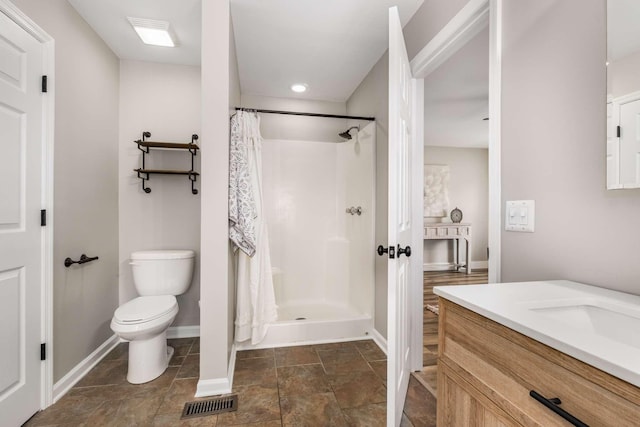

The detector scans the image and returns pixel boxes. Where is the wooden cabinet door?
[438,363,520,427]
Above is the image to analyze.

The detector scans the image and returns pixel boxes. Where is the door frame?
[408,0,502,368]
[0,0,55,409]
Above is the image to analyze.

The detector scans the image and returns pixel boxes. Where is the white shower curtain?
[229,111,278,344]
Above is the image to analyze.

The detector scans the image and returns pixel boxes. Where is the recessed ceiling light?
[128,17,177,47]
[291,84,307,93]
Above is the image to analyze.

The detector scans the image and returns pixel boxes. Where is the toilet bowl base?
[126,331,171,384]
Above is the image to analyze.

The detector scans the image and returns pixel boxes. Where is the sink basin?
[528,299,640,349]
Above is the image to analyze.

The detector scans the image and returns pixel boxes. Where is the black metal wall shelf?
[134,131,199,195]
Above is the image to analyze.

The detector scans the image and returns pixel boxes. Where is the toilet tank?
[130,250,195,296]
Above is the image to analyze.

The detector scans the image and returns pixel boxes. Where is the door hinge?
[617,126,621,138]
[40,343,46,361]
[487,247,489,259]
[41,209,46,226]
[41,75,48,93]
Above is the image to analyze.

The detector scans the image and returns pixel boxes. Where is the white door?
[386,6,418,427]
[0,9,45,426]
[619,98,640,188]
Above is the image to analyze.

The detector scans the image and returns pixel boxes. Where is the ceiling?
[230,0,424,102]
[607,0,640,62]
[68,0,201,66]
[423,27,489,149]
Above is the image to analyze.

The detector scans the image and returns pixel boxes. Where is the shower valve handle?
[397,245,412,257]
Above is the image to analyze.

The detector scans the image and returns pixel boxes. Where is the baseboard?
[423,260,488,271]
[53,334,120,403]
[195,343,236,398]
[370,328,387,355]
[167,325,200,339]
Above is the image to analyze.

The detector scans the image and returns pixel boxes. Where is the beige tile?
[317,348,363,365]
[280,392,347,427]
[313,342,357,353]
[369,360,387,382]
[152,412,218,426]
[321,355,373,376]
[75,359,128,387]
[402,377,436,425]
[189,338,200,354]
[156,378,201,416]
[216,385,280,426]
[327,371,386,409]
[235,356,274,370]
[354,340,387,362]
[85,395,163,427]
[400,413,415,427]
[103,342,128,361]
[177,354,200,379]
[25,394,104,426]
[68,366,179,402]
[277,364,331,397]
[274,345,319,367]
[168,337,195,347]
[342,402,386,427]
[236,348,274,359]
[233,366,277,389]
[407,416,436,427]
[227,420,282,427]
[170,355,187,367]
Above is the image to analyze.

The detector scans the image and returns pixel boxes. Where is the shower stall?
[236,121,376,349]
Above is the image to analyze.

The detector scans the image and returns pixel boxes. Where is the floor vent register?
[181,394,238,419]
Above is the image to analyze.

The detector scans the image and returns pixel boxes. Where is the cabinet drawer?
[439,300,640,427]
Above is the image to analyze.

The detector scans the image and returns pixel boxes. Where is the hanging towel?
[229,112,257,256]
[231,112,278,344]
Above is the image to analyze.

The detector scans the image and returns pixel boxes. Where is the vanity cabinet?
[437,299,640,426]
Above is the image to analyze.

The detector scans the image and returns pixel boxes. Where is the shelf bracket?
[189,172,198,195]
[136,169,151,193]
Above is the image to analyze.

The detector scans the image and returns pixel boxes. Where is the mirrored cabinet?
[606,0,640,190]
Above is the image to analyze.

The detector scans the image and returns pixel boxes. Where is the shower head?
[339,126,360,140]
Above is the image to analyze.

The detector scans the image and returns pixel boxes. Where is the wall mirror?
[607,0,640,189]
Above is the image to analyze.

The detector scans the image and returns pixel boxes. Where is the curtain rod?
[235,107,375,121]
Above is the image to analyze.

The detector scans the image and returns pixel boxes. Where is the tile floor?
[25,338,436,427]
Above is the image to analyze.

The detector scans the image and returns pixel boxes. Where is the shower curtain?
[229,111,278,344]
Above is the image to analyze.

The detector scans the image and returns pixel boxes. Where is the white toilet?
[111,250,195,384]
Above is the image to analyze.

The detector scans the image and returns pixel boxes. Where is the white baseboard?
[423,260,488,271]
[195,343,236,397]
[370,328,387,355]
[167,325,200,339]
[53,334,120,403]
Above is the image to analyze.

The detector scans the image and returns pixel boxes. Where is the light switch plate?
[505,200,535,232]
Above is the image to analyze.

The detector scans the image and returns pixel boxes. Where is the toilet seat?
[113,295,177,325]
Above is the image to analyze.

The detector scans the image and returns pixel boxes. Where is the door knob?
[377,245,395,259]
[397,245,411,257]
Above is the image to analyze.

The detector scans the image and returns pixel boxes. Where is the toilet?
[111,250,195,384]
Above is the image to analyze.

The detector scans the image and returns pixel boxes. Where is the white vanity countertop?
[434,280,640,388]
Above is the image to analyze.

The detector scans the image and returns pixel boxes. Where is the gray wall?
[11,0,120,382]
[424,147,488,268]
[346,52,389,337]
[118,60,201,326]
[200,0,232,385]
[501,0,640,293]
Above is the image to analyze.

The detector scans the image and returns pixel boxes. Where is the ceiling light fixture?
[128,17,177,47]
[291,84,307,93]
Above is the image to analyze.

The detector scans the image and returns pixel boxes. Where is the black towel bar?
[64,254,99,268]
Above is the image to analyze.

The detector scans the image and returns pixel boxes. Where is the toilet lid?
[114,295,177,324]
